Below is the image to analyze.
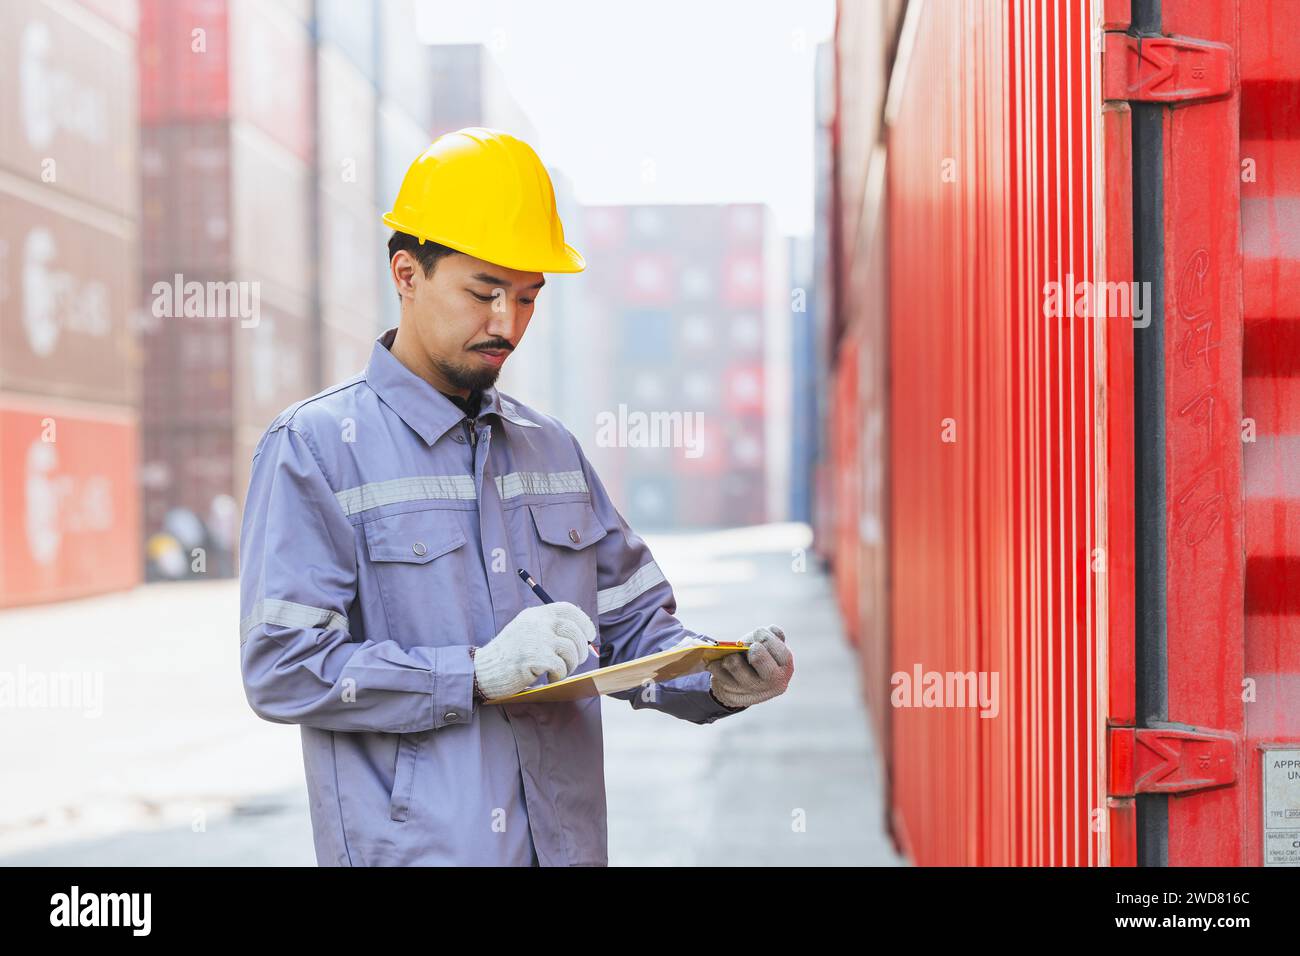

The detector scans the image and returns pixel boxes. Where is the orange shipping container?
[0,394,141,607]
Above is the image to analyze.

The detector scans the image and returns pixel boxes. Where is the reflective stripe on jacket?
[238,327,741,866]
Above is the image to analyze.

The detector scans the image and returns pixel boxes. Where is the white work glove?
[706,624,794,709]
[473,602,595,701]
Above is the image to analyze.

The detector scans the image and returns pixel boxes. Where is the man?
[238,127,794,866]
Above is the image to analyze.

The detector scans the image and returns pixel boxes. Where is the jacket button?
[412,542,427,556]
[443,711,459,722]
[569,529,581,543]
[454,434,466,443]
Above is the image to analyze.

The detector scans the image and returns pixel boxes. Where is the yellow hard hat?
[382,127,586,273]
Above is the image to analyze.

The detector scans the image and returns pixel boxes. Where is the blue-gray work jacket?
[238,327,742,866]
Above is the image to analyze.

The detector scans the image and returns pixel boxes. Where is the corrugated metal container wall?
[831,0,902,798]
[829,334,861,643]
[881,0,1104,865]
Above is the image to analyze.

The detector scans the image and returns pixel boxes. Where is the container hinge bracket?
[1102,33,1232,105]
[1108,725,1238,797]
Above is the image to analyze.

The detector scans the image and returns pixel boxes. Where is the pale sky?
[416,0,835,238]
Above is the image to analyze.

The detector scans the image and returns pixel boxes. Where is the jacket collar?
[364,327,539,445]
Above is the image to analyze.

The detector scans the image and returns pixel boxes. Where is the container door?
[1108,0,1300,866]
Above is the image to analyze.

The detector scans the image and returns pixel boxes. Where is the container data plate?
[1263,748,1300,866]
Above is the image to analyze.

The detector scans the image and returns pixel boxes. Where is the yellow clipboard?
[484,639,750,704]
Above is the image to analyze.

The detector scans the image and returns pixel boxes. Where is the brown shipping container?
[139,291,233,428]
[0,179,138,405]
[0,392,141,607]
[0,0,137,218]
[140,121,232,276]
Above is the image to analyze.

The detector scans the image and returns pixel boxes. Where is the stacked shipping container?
[136,0,438,583]
[577,203,781,530]
[138,0,315,580]
[0,0,142,606]
[829,0,1300,867]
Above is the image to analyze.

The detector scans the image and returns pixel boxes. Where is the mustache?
[471,342,513,352]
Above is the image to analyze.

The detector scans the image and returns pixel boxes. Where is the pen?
[517,568,600,657]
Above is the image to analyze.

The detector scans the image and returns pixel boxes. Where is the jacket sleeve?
[567,430,743,724]
[238,421,476,734]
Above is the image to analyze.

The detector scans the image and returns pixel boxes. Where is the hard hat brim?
[382,212,586,274]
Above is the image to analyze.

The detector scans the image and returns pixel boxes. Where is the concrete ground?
[0,523,901,866]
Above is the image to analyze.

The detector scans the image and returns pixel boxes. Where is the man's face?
[393,248,544,393]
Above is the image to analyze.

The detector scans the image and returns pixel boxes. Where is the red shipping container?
[871,0,1106,866]
[0,0,138,219]
[139,0,312,164]
[138,0,229,124]
[840,0,1300,869]
[723,364,764,415]
[0,394,141,607]
[0,180,139,406]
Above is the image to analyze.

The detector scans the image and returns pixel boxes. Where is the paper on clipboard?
[483,635,751,704]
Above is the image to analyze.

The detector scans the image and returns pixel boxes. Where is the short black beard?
[433,352,500,393]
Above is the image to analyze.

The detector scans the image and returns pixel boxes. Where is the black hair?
[387,230,459,299]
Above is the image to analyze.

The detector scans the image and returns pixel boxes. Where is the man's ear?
[391,250,418,301]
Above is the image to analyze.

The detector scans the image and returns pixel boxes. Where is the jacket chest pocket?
[363,508,471,645]
[528,500,607,629]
